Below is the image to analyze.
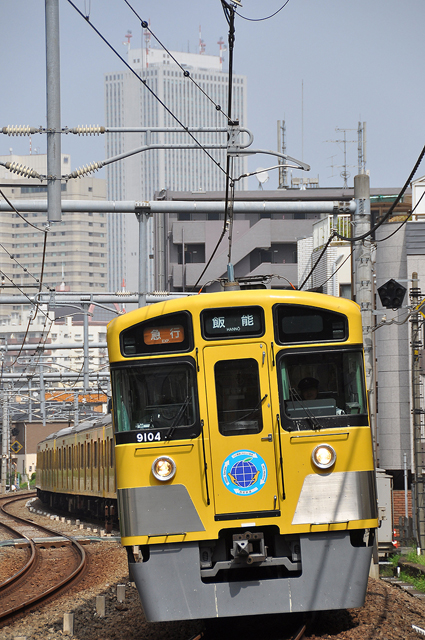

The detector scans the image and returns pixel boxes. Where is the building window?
[177,243,205,264]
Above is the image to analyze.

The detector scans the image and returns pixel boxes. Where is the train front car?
[107,290,378,622]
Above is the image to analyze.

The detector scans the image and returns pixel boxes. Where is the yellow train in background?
[106,289,378,621]
[37,414,117,528]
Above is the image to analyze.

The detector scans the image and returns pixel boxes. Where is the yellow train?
[36,414,117,527]
[106,289,378,621]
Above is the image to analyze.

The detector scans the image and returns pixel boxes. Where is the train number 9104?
[136,431,162,442]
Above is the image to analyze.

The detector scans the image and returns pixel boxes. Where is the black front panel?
[120,311,193,356]
[201,306,264,340]
[274,304,348,344]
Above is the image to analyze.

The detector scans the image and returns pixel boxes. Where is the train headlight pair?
[152,456,176,481]
[312,444,336,470]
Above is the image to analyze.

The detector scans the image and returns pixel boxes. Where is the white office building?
[105,44,248,292]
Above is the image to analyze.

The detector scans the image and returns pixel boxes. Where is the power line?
[236,1,291,23]
[122,0,230,121]
[66,0,227,177]
[334,142,425,243]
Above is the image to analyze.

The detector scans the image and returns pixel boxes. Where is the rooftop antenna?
[143,20,151,69]
[256,168,269,189]
[325,127,356,188]
[199,25,206,54]
[217,36,226,69]
[123,30,132,55]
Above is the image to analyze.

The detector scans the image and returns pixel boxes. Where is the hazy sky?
[2,0,425,191]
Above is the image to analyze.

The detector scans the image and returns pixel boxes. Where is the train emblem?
[221,450,268,495]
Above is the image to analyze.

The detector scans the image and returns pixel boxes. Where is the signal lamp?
[377,279,406,309]
[152,456,176,481]
[312,444,336,470]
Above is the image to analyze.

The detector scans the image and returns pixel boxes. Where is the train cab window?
[274,304,348,344]
[278,348,367,430]
[214,358,263,436]
[111,359,199,441]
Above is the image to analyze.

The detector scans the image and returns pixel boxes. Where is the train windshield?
[278,348,367,430]
[111,360,198,438]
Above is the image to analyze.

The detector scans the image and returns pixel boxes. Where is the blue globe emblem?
[221,450,268,496]
[230,459,258,488]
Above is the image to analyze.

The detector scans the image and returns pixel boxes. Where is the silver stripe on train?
[292,470,377,525]
[118,485,205,538]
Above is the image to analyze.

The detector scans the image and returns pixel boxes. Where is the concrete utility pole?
[45,0,62,223]
[410,273,425,550]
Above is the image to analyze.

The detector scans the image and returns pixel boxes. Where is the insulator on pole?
[2,125,39,136]
[4,162,42,179]
[70,125,106,136]
[67,161,104,179]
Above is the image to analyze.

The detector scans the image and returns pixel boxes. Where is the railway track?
[0,493,88,626]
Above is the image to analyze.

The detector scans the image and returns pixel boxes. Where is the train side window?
[214,358,263,436]
[87,442,90,468]
[58,449,62,470]
[109,438,114,468]
[80,444,84,468]
[94,441,97,468]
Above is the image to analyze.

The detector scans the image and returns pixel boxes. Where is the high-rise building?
[0,154,107,324]
[105,44,248,292]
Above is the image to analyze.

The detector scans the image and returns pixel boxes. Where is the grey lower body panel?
[129,531,373,621]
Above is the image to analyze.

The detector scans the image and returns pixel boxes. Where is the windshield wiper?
[165,396,191,441]
[288,388,322,431]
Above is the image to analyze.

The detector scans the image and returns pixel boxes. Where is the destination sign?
[202,306,264,339]
[144,325,184,345]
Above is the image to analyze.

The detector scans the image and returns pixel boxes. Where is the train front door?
[203,343,279,519]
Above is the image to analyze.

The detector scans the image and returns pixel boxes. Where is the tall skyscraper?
[105,42,248,292]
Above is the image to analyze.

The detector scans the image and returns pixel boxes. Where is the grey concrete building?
[375,218,425,488]
[105,45,248,293]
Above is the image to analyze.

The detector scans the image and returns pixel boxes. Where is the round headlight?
[312,444,336,470]
[152,456,176,481]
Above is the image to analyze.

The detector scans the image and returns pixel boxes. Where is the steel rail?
[0,494,87,624]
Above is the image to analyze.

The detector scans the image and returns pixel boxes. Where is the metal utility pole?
[357,121,367,175]
[353,174,373,393]
[45,0,62,223]
[277,120,288,189]
[1,390,8,492]
[410,272,425,550]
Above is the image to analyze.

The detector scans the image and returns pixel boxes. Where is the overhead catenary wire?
[122,0,230,122]
[236,0,291,22]
[375,190,425,243]
[334,142,425,243]
[66,0,227,178]
[298,232,336,291]
[192,0,237,290]
[298,144,425,290]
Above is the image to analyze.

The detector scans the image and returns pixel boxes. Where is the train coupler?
[231,531,267,564]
